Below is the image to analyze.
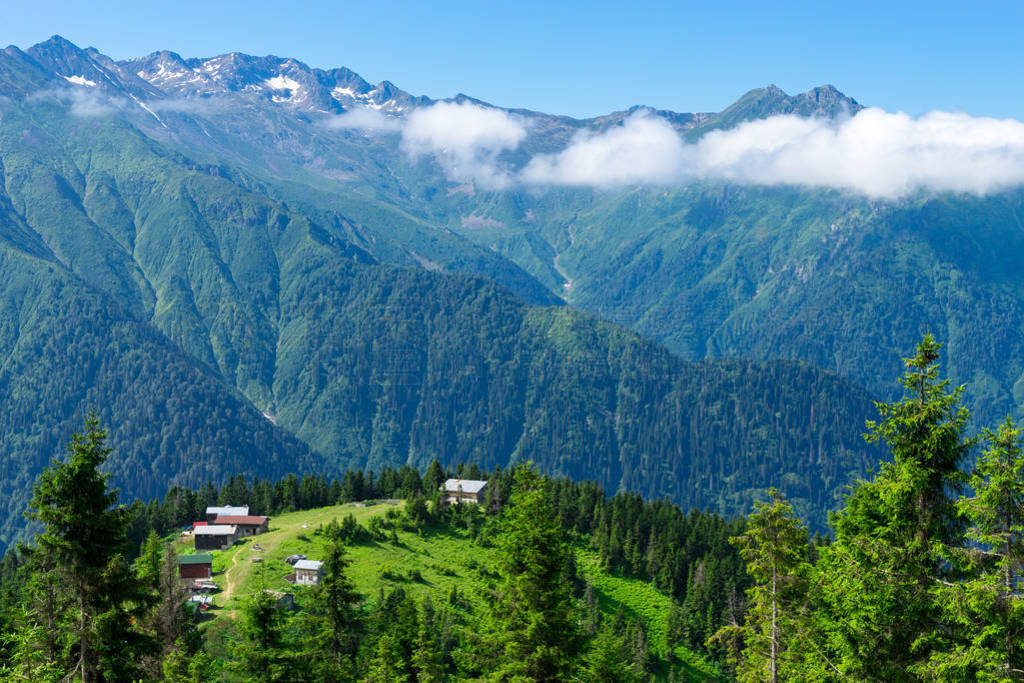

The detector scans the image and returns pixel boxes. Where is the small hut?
[294,559,324,585]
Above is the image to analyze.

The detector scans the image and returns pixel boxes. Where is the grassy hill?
[180,502,726,681]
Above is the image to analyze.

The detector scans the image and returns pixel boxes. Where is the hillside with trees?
[0,67,883,550]
[1,339,1021,680]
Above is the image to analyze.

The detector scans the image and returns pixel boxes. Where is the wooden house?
[177,553,214,580]
[442,479,488,504]
[213,515,269,537]
[194,524,237,551]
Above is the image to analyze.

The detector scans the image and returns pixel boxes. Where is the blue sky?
[5,0,1023,119]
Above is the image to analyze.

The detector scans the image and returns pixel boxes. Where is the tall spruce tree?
[488,464,585,680]
[21,414,154,682]
[925,418,1024,679]
[819,336,972,680]
[231,585,290,682]
[708,488,811,682]
[298,523,363,679]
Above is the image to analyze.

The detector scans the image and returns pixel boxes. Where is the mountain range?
[3,35,1014,549]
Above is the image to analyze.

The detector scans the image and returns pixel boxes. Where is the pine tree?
[22,414,155,681]
[300,529,363,679]
[423,460,445,498]
[154,543,189,654]
[925,418,1024,679]
[819,336,972,680]
[709,488,811,683]
[134,530,163,590]
[163,641,219,683]
[231,587,290,682]
[412,596,445,682]
[583,625,640,682]
[488,464,585,681]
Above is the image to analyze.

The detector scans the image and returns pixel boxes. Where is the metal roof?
[193,525,237,535]
[442,479,487,494]
[206,505,249,516]
[294,560,324,571]
[177,553,214,565]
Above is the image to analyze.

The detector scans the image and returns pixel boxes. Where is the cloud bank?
[691,109,1024,198]
[521,113,687,186]
[328,101,528,188]
[400,102,528,189]
[338,101,1024,198]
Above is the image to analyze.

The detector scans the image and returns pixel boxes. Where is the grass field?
[176,502,725,680]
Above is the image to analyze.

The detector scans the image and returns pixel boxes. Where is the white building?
[442,479,488,504]
[294,559,324,585]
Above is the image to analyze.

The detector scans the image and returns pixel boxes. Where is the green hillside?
[181,501,725,681]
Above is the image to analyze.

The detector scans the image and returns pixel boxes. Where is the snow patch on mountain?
[331,86,358,100]
[266,75,300,92]
[63,75,97,87]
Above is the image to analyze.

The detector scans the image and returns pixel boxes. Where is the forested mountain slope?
[0,38,887,550]
[18,31,1007,427]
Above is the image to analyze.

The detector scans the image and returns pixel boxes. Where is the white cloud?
[330,101,527,188]
[67,89,126,117]
[400,101,528,189]
[691,108,1024,198]
[27,87,128,118]
[521,112,687,187]
[520,107,1024,198]
[324,107,402,132]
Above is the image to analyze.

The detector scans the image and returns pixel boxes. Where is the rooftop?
[213,515,268,525]
[177,553,214,565]
[193,524,237,536]
[294,560,324,571]
[442,478,487,494]
[206,505,249,516]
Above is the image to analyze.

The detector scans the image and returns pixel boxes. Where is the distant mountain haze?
[3,35,1022,550]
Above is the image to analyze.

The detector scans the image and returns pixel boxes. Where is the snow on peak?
[265,75,300,91]
[331,85,357,100]
[63,75,97,87]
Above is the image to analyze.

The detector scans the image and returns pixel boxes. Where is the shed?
[212,515,269,536]
[194,524,238,551]
[442,479,488,504]
[177,553,214,580]
[205,505,249,522]
[294,559,324,585]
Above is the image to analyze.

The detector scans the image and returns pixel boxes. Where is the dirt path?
[221,552,241,603]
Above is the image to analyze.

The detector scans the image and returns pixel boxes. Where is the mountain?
[0,37,893,550]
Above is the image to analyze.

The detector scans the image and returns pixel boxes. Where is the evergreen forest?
[0,336,1021,681]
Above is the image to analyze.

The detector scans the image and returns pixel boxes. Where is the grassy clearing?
[177,502,724,680]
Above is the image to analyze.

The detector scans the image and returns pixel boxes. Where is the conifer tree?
[231,587,290,682]
[412,596,446,682]
[300,527,363,679]
[708,488,811,683]
[488,464,585,680]
[819,336,972,679]
[22,414,155,681]
[423,459,445,498]
[925,418,1024,679]
[583,625,640,682]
